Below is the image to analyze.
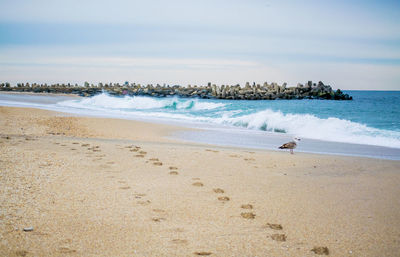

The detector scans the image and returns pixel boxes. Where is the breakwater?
[0,81,352,100]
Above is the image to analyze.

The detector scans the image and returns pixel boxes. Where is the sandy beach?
[1,106,400,257]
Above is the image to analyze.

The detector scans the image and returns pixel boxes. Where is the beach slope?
[1,106,399,256]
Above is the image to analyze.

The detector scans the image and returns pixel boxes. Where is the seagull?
[279,137,301,154]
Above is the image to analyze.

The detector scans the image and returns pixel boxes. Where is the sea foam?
[217,109,400,148]
[56,93,400,149]
[59,93,226,111]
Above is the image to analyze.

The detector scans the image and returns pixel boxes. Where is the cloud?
[0,0,399,89]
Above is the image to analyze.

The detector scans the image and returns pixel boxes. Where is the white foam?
[58,93,226,111]
[191,101,226,111]
[217,109,400,148]
[55,93,400,149]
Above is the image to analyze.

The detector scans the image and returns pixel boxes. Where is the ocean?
[1,91,399,160]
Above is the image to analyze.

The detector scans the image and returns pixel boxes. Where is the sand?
[1,106,400,256]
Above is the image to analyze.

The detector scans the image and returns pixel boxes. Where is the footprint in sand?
[218,196,230,202]
[135,154,145,158]
[265,223,283,230]
[241,212,256,219]
[134,193,146,198]
[137,200,151,206]
[194,251,212,256]
[152,209,165,213]
[60,144,67,146]
[72,142,79,145]
[152,217,166,222]
[91,148,101,152]
[169,166,178,170]
[244,158,255,161]
[192,182,204,187]
[81,144,90,147]
[70,148,77,151]
[311,246,329,255]
[241,204,253,209]
[171,239,188,244]
[119,186,131,190]
[213,188,224,194]
[169,171,179,175]
[106,161,115,164]
[128,145,141,151]
[205,149,219,153]
[153,161,163,166]
[127,145,140,149]
[15,250,29,256]
[58,247,77,254]
[139,151,147,155]
[149,158,159,161]
[169,228,185,233]
[271,234,286,242]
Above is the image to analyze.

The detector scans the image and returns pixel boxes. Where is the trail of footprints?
[50,142,329,255]
[112,144,331,255]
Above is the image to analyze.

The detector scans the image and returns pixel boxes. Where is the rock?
[0,81,352,100]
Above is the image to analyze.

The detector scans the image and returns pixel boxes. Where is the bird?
[279,137,301,154]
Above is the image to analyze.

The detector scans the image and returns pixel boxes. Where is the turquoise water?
[1,91,400,158]
[220,91,400,131]
[51,90,400,148]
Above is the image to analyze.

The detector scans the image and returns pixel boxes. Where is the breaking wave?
[57,93,400,149]
[216,109,400,148]
[58,93,226,111]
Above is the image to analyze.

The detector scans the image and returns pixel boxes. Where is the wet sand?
[1,106,400,256]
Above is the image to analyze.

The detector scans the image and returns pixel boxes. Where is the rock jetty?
[0,81,352,100]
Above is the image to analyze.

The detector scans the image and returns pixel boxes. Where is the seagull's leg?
[290,149,293,154]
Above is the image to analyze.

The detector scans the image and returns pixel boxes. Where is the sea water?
[1,91,399,159]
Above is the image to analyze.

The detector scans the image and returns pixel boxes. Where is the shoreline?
[1,106,400,256]
[1,92,399,160]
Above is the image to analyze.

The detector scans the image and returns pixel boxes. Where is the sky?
[0,0,399,90]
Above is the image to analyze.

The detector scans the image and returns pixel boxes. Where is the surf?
[55,93,400,149]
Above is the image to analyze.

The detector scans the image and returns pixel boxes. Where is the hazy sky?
[0,0,399,89]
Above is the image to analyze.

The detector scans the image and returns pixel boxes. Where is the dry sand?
[1,106,400,256]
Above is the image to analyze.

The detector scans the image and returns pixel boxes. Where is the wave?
[56,93,400,149]
[216,109,400,148]
[58,93,226,111]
